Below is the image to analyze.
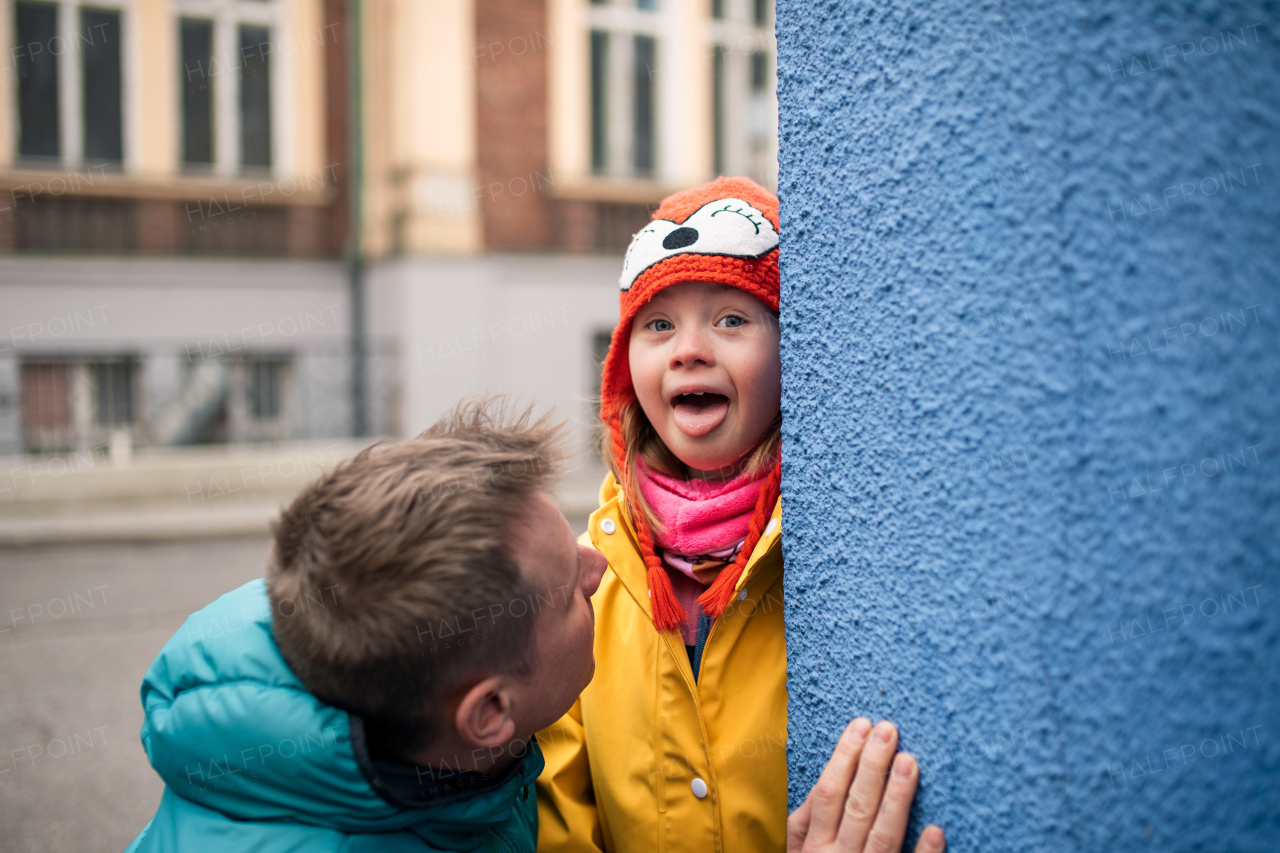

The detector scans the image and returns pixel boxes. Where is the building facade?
[0,0,777,459]
[0,0,354,455]
[361,0,777,465]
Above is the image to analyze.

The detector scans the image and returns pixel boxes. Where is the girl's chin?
[670,447,752,479]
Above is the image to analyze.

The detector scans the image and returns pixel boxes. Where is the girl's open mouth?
[671,392,730,437]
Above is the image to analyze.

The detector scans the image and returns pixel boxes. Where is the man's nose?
[580,545,607,597]
[670,324,713,368]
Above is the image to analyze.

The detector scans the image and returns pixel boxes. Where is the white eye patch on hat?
[618,198,779,291]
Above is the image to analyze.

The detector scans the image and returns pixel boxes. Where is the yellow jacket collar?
[587,473,783,624]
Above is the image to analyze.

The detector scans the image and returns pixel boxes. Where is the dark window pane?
[633,36,655,176]
[712,45,725,174]
[712,0,724,19]
[180,18,214,165]
[754,0,768,26]
[92,361,134,426]
[751,50,767,91]
[239,25,272,168]
[591,329,611,421]
[249,359,284,419]
[82,8,123,163]
[590,31,608,174]
[637,0,657,9]
[15,1,60,160]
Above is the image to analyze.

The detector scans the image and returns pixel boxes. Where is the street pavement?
[0,537,271,853]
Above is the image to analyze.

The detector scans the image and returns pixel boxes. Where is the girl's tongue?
[671,393,730,437]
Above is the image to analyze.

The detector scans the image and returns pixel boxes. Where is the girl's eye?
[719,315,746,328]
[648,319,674,332]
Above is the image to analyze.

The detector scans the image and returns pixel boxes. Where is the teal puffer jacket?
[124,580,541,852]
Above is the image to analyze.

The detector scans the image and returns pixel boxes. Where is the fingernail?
[875,721,895,744]
[893,753,914,778]
[921,825,944,851]
[851,718,872,740]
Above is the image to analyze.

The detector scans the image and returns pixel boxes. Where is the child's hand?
[787,718,945,853]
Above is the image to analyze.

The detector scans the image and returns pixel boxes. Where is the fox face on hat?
[600,176,781,426]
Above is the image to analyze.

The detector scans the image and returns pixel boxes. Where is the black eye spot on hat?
[662,227,699,250]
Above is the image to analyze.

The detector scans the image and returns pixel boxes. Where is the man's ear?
[453,676,517,749]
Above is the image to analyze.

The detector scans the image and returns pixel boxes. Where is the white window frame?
[587,0,666,181]
[707,0,776,187]
[6,0,138,170]
[173,0,292,178]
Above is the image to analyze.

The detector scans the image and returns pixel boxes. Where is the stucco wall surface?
[776,1,1279,850]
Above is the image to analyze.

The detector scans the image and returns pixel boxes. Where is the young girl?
[537,176,789,851]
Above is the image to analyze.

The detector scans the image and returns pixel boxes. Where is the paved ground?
[0,537,271,853]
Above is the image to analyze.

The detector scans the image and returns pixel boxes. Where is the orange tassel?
[611,415,687,632]
[646,554,687,632]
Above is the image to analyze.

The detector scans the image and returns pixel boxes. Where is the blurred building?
[360,0,777,466]
[0,0,777,459]
[0,0,353,456]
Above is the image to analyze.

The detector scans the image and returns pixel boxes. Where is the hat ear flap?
[599,321,636,425]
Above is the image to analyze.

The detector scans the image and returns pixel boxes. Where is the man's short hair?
[267,399,567,756]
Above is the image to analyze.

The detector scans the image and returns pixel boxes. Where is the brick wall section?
[137,200,182,253]
[287,205,333,256]
[475,0,554,249]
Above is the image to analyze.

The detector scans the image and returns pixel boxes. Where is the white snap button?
[764,518,778,537]
[737,588,748,601]
[600,518,616,534]
[691,777,708,799]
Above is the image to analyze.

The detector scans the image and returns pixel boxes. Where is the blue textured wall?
[776,1,1279,850]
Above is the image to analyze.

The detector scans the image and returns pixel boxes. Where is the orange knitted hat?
[601,176,782,633]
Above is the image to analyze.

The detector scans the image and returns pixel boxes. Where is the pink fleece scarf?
[635,459,767,582]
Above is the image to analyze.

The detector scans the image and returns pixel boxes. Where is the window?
[14,0,123,166]
[749,49,771,167]
[587,4,662,180]
[591,329,612,439]
[91,360,135,426]
[230,356,291,440]
[15,2,59,160]
[175,0,282,175]
[239,24,272,168]
[707,0,776,187]
[180,18,214,165]
[712,0,725,19]
[751,49,768,91]
[81,7,123,163]
[247,358,285,420]
[712,45,725,174]
[632,36,655,175]
[20,362,70,435]
[590,30,608,174]
[19,358,136,451]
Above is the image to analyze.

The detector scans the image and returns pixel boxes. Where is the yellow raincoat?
[536,474,788,852]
